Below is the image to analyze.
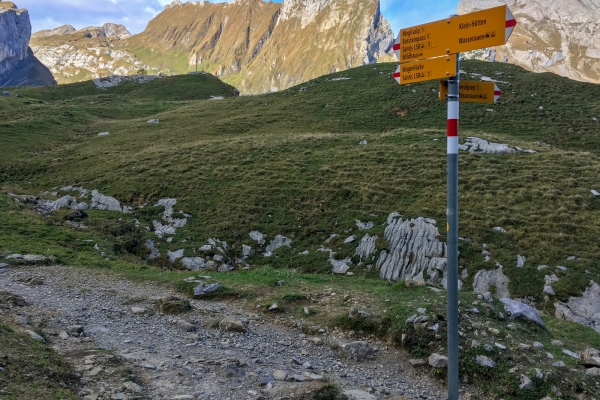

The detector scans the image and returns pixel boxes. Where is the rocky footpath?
[0,2,56,87]
[0,264,446,400]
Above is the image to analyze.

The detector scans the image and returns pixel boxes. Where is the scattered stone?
[519,374,533,390]
[355,220,374,230]
[1,91,10,96]
[483,344,494,352]
[358,140,368,145]
[581,348,600,367]
[493,226,506,233]
[341,341,375,361]
[500,298,544,326]
[546,352,554,359]
[495,342,506,350]
[552,361,566,368]
[562,349,580,359]
[471,340,480,348]
[273,370,287,380]
[459,137,536,154]
[59,331,69,339]
[193,282,220,296]
[517,255,526,268]
[556,265,567,271]
[219,317,247,333]
[586,367,600,376]
[98,132,110,137]
[533,342,544,350]
[147,119,159,124]
[344,235,356,243]
[167,249,184,263]
[123,381,142,393]
[25,330,44,342]
[268,303,279,311]
[409,358,426,367]
[519,343,531,351]
[175,319,196,332]
[181,257,205,271]
[0,263,8,270]
[309,337,324,345]
[131,307,146,314]
[544,286,555,296]
[537,265,549,271]
[476,355,496,368]
[428,353,448,368]
[259,376,275,386]
[264,234,291,256]
[14,315,28,325]
[550,339,564,347]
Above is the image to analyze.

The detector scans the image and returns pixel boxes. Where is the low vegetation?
[1,60,599,398]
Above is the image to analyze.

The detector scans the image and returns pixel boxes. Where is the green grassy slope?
[1,59,600,399]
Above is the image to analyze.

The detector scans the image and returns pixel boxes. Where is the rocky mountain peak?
[458,0,600,84]
[0,2,56,87]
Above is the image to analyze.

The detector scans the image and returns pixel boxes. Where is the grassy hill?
[1,60,600,398]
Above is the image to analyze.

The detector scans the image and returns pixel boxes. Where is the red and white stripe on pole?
[494,83,502,103]
[393,66,400,83]
[447,101,459,154]
[505,7,516,42]
[393,37,400,61]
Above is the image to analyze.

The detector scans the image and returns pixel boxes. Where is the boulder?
[219,317,247,333]
[264,234,291,256]
[249,230,266,245]
[428,353,448,368]
[193,282,220,296]
[167,249,184,263]
[341,341,375,361]
[25,330,44,342]
[581,348,600,368]
[500,298,544,326]
[91,190,122,212]
[473,264,510,298]
[155,296,191,314]
[181,257,205,271]
[330,258,351,274]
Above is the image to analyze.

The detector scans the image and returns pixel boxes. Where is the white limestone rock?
[168,249,184,263]
[377,214,446,283]
[354,234,377,260]
[459,137,536,154]
[249,230,266,245]
[473,263,510,298]
[555,281,600,333]
[181,257,205,271]
[264,234,291,256]
[91,190,123,212]
[500,298,544,326]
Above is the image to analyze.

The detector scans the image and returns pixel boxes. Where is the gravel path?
[0,265,447,400]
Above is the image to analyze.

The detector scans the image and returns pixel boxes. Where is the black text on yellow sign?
[394,5,516,62]
[439,80,502,103]
[393,54,457,85]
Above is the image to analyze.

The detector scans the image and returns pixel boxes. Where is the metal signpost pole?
[446,51,460,400]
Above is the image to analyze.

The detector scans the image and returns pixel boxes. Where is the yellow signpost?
[393,5,516,63]
[439,80,502,103]
[393,55,457,85]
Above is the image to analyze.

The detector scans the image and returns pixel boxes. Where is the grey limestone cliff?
[0,3,56,87]
[457,0,600,84]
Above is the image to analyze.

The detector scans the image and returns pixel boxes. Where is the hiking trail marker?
[392,5,516,63]
[393,55,457,85]
[391,6,516,400]
[440,80,502,103]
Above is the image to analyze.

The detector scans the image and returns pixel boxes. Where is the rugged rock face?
[376,213,447,283]
[30,23,139,82]
[457,0,600,84]
[555,281,600,334]
[30,0,393,93]
[0,3,56,87]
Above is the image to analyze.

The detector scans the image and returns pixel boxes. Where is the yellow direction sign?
[393,55,457,85]
[393,5,516,63]
[439,80,502,103]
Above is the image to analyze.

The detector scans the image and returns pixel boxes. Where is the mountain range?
[458,0,600,84]
[28,0,393,93]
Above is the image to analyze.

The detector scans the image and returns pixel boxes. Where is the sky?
[18,0,460,37]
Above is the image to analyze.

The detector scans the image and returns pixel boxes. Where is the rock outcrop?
[458,0,600,84]
[0,2,56,87]
[30,0,393,93]
[377,213,447,283]
[555,281,600,333]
